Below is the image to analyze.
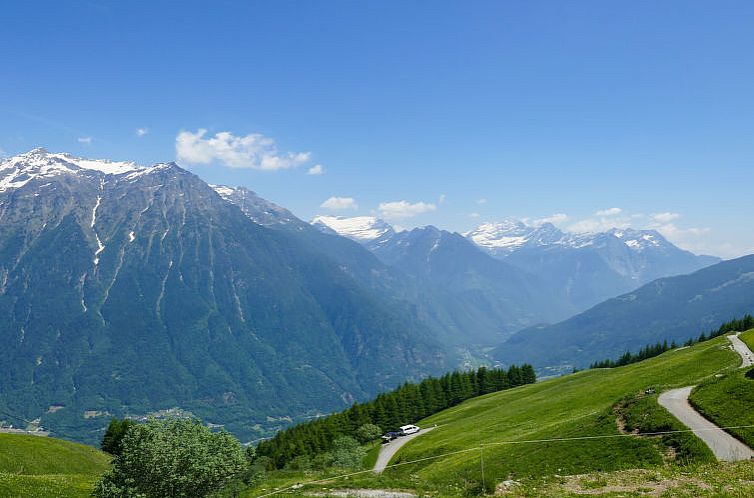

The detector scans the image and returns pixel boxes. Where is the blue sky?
[1,1,753,257]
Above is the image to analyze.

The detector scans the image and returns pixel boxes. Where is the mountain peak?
[311,215,395,242]
[1,149,145,192]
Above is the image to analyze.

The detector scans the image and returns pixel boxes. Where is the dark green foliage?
[92,418,246,498]
[256,364,535,468]
[590,341,675,369]
[354,423,382,443]
[589,315,754,370]
[330,436,366,468]
[100,418,136,456]
[746,368,754,380]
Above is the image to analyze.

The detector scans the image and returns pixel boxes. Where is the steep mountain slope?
[365,226,570,345]
[467,220,719,312]
[0,149,447,444]
[494,255,754,371]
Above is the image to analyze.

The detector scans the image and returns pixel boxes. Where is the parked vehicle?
[381,431,402,443]
[399,424,420,435]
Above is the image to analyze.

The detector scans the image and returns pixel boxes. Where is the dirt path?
[728,333,754,368]
[373,426,436,474]
[656,334,754,462]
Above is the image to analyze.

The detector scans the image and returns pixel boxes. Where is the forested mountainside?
[0,149,447,444]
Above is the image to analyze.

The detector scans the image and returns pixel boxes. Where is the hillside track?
[658,334,754,461]
[374,427,437,473]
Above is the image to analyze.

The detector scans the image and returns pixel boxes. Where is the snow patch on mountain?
[0,148,144,192]
[311,215,395,242]
[467,220,673,256]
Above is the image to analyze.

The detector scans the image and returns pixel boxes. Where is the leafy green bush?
[92,418,246,498]
[355,423,382,443]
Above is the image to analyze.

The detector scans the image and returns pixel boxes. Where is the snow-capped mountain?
[466,219,719,312]
[314,215,720,319]
[466,220,686,257]
[0,147,144,192]
[465,220,569,254]
[311,215,395,243]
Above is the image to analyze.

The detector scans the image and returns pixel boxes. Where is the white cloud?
[175,129,311,170]
[534,213,569,226]
[77,136,93,145]
[378,200,437,220]
[468,212,481,219]
[651,212,680,223]
[438,194,446,204]
[136,128,148,137]
[320,196,358,210]
[568,218,628,233]
[595,207,622,216]
[477,198,488,205]
[307,164,324,175]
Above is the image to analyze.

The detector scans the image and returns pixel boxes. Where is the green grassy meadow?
[0,434,110,498]
[243,335,748,496]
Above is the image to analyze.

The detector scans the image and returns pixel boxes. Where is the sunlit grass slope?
[383,336,739,490]
[0,434,109,498]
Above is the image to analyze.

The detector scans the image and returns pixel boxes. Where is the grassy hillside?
[742,328,754,351]
[0,434,109,498]
[243,335,747,497]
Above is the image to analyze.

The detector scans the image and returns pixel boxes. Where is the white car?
[399,424,420,435]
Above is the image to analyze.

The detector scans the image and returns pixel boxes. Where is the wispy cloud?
[378,200,436,220]
[595,207,622,216]
[651,212,680,223]
[136,128,148,137]
[476,198,488,205]
[320,196,358,210]
[438,194,446,204]
[77,136,93,145]
[534,213,569,226]
[175,129,311,170]
[307,164,324,175]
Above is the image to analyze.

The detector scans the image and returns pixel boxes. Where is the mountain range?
[313,215,718,324]
[0,149,733,444]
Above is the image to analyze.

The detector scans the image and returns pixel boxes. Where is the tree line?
[589,314,754,370]
[256,364,536,468]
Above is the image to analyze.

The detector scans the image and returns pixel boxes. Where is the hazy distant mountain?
[467,220,720,312]
[313,217,572,346]
[0,149,447,444]
[494,255,754,372]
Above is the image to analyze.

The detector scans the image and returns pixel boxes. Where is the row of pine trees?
[589,314,754,369]
[256,364,536,468]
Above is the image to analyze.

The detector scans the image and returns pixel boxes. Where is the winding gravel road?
[657,333,754,462]
[373,426,436,474]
